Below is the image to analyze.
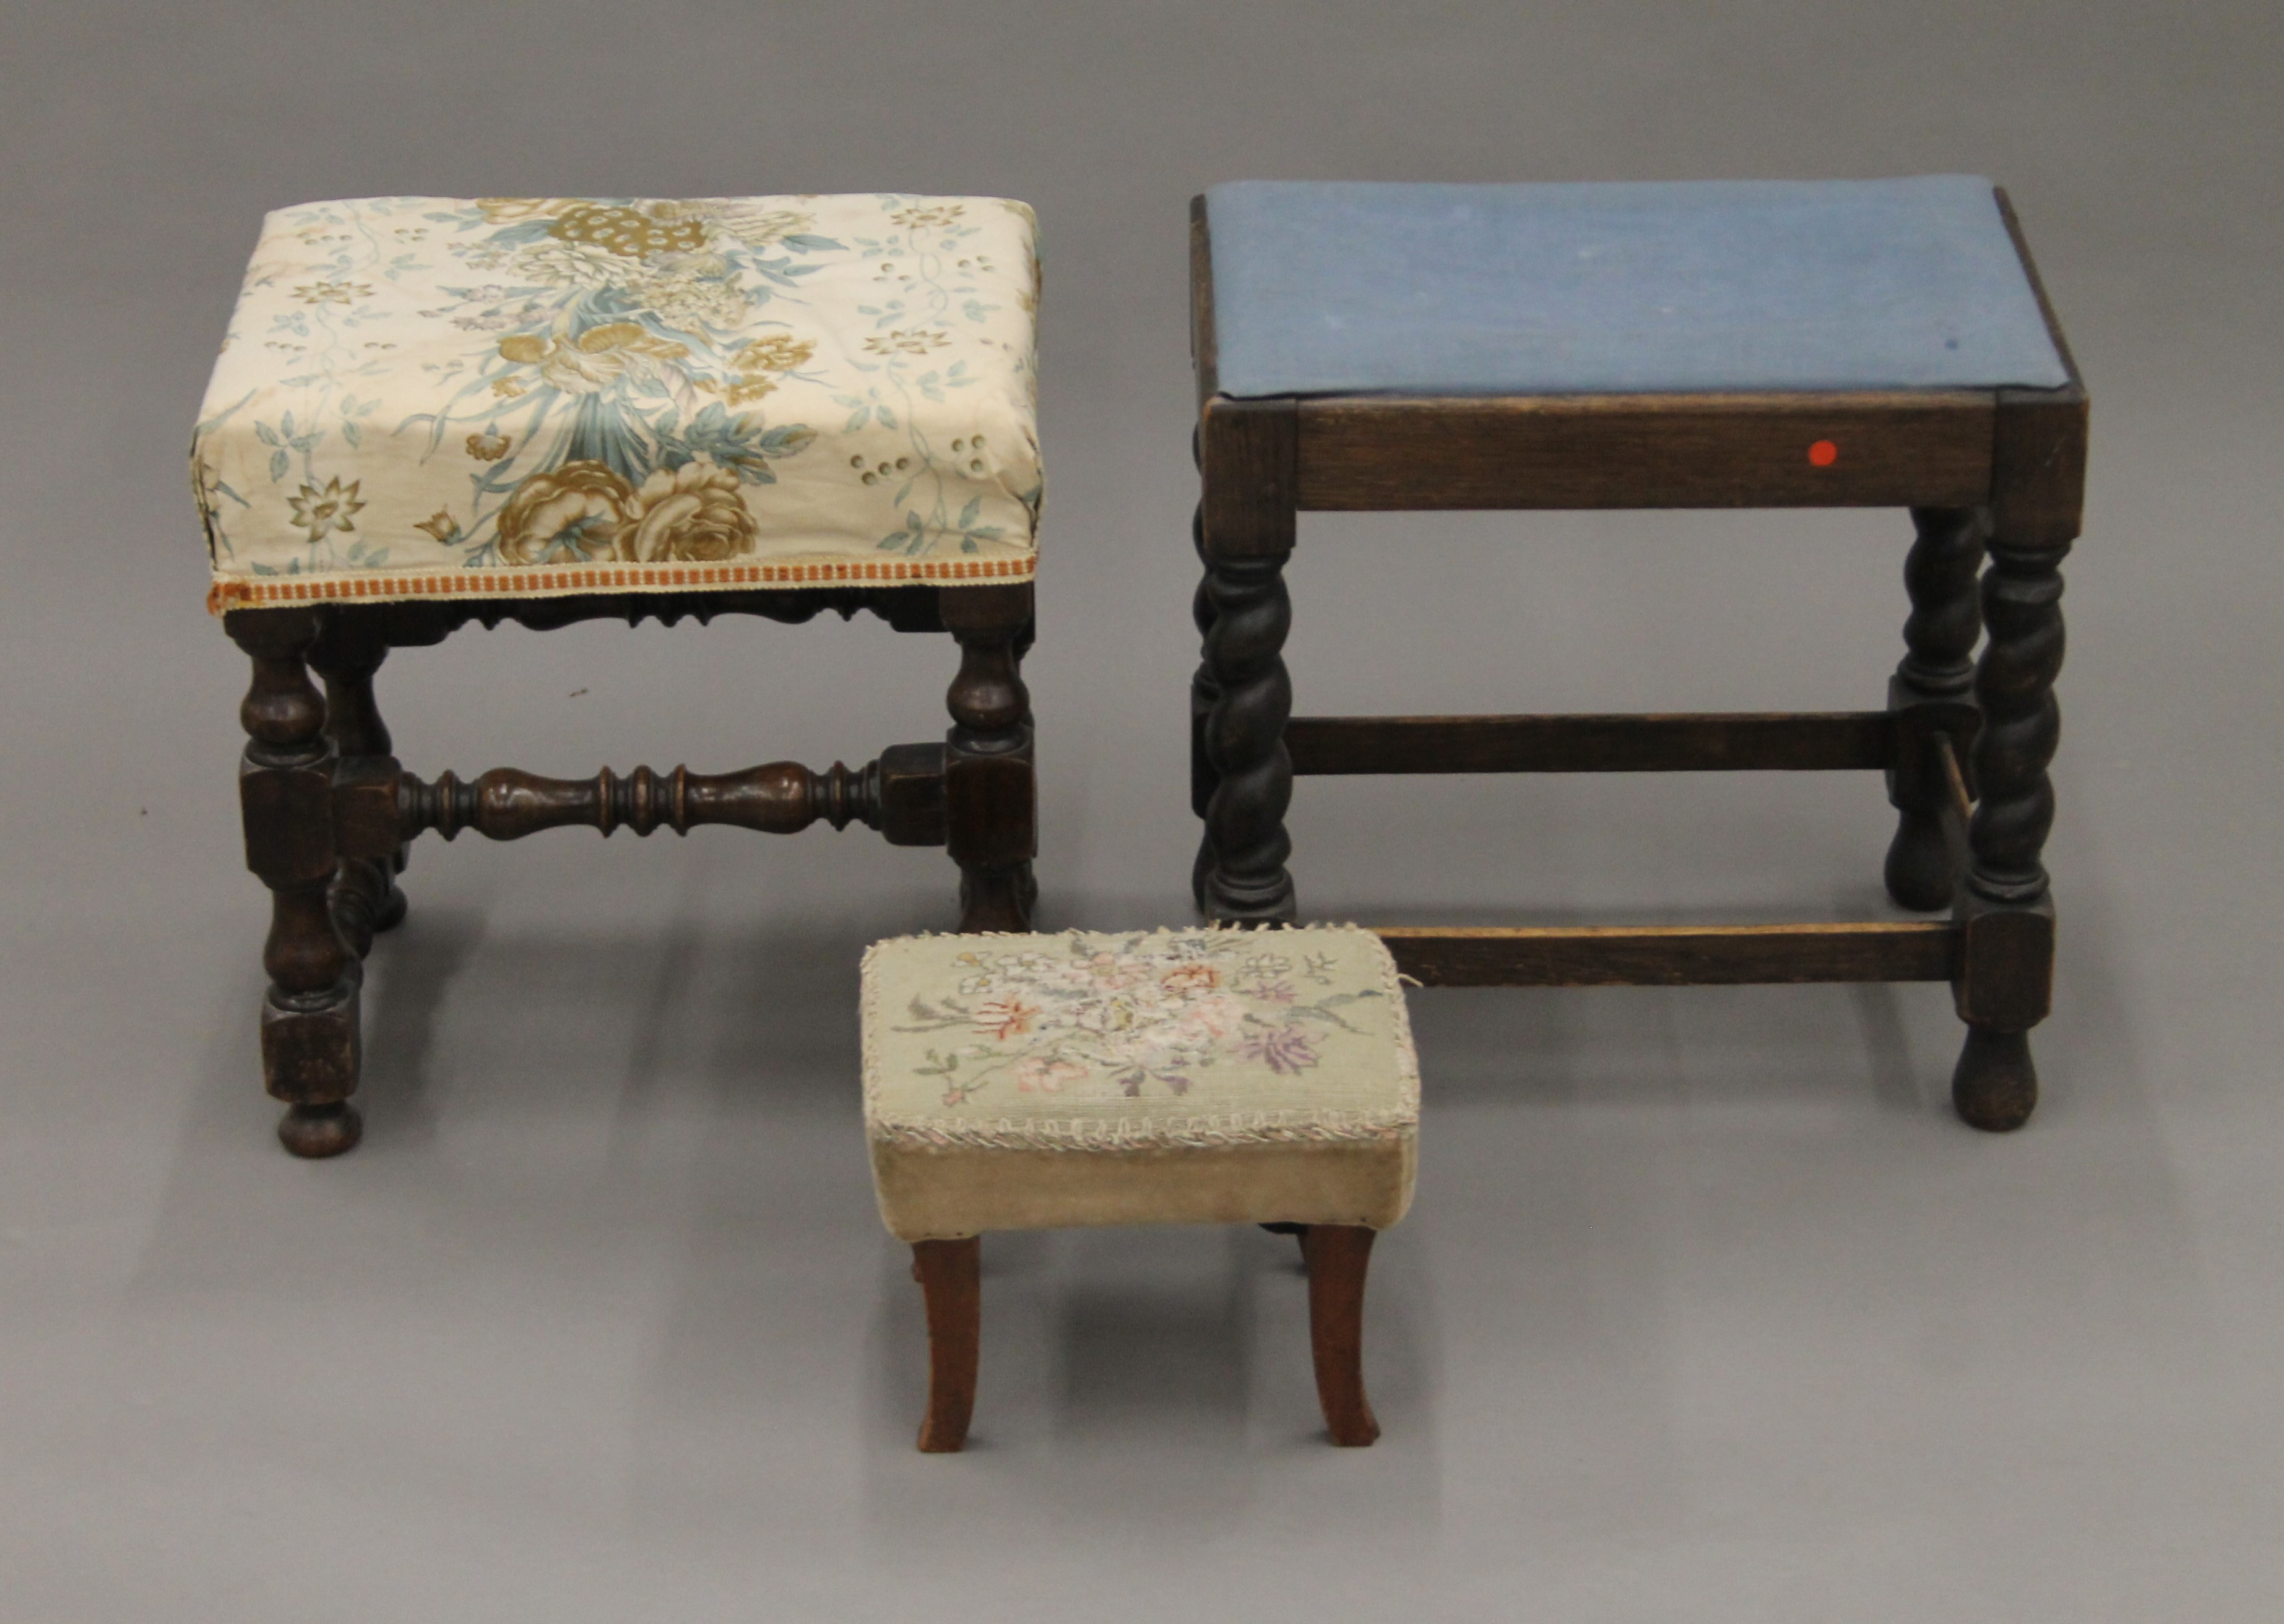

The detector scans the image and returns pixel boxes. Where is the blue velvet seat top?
[1205,177,2070,399]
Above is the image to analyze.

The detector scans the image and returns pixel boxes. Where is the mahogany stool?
[861,926,1419,1450]
[195,194,1044,1157]
[1187,178,2088,1130]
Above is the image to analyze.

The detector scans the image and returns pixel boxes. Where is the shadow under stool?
[862,926,1418,1450]
[194,194,1044,1157]
[1187,178,2088,1130]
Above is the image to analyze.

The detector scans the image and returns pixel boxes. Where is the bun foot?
[278,1100,363,1159]
[1952,1027,2038,1133]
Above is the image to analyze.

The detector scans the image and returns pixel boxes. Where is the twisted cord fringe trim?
[869,1113,1418,1154]
[860,923,1422,1155]
[207,553,1034,615]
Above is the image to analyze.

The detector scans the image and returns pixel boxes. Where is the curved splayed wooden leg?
[1885,507,1986,911]
[912,1237,980,1453]
[1300,1225,1380,1446]
[227,607,362,1158]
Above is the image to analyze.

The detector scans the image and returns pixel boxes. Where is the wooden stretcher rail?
[1286,712,1895,775]
[1375,922,1958,987]
[330,743,949,852]
[1291,391,1998,510]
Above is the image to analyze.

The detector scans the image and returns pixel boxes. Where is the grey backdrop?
[4,2,2281,1618]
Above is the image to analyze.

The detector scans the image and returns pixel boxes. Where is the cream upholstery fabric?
[194,195,1041,611]
[861,928,1420,1241]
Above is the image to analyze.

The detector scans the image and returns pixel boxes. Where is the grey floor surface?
[4,2,2282,1618]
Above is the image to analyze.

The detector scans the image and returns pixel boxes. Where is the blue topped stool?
[1187,176,2087,1131]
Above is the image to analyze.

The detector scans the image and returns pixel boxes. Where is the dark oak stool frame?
[228,581,1036,1157]
[1187,191,2087,1131]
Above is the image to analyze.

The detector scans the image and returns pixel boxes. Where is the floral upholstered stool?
[197,194,1042,1157]
[861,926,1419,1451]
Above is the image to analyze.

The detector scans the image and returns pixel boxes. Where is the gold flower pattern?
[493,461,634,564]
[889,204,965,230]
[548,201,710,259]
[495,322,691,397]
[192,194,1042,601]
[732,335,815,373]
[292,281,371,305]
[864,329,950,356]
[286,477,365,542]
[624,460,761,561]
[708,333,818,405]
[487,457,764,564]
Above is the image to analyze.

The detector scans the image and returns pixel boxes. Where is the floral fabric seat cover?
[861,928,1420,1241]
[194,195,1042,611]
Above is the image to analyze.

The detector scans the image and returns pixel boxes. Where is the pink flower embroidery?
[1085,952,1146,990]
[1015,1056,1087,1094]
[974,998,1039,1040]
[897,936,1380,1108]
[1166,995,1240,1047]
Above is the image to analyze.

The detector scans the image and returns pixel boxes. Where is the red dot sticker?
[1808,439,1839,467]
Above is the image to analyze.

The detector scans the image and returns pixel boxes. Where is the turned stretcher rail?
[400,760,880,840]
[1375,921,1958,987]
[329,742,950,850]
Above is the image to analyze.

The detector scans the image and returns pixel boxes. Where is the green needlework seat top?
[862,926,1419,1153]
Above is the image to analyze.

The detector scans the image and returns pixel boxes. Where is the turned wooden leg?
[1948,388,2084,1132]
[226,607,362,1159]
[1198,399,1299,924]
[1884,506,1986,910]
[1200,551,1294,923]
[1299,1225,1380,1446]
[912,1237,981,1453]
[310,607,405,959]
[943,584,1037,933]
[1951,530,2068,1132]
[1189,501,1221,911]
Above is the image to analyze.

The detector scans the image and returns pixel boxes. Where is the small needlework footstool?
[198,194,1043,1157]
[861,926,1419,1450]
